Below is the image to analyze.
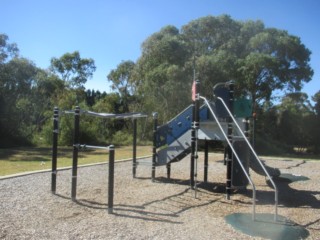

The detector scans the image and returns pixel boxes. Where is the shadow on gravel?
[112,187,222,224]
[268,176,320,210]
[112,208,182,224]
[154,176,226,193]
[53,182,221,224]
[75,199,107,210]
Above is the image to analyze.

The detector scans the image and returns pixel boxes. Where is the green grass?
[0,146,152,176]
[1,146,318,177]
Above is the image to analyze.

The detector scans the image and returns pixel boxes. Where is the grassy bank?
[0,146,151,176]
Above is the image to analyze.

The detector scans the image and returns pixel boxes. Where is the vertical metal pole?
[108,145,115,214]
[132,119,137,178]
[204,139,209,183]
[51,107,59,194]
[152,112,158,182]
[166,163,171,179]
[191,80,200,190]
[71,106,80,201]
[226,82,234,200]
[190,102,195,189]
[194,80,200,195]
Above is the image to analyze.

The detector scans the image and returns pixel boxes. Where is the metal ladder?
[200,96,278,221]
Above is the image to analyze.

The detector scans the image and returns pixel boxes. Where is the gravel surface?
[0,153,319,239]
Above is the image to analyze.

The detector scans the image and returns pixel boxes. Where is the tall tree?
[0,34,19,63]
[0,35,39,146]
[237,27,313,108]
[50,51,96,88]
[134,25,190,120]
[107,60,137,114]
[132,15,313,122]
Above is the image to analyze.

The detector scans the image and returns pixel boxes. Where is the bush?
[111,131,133,146]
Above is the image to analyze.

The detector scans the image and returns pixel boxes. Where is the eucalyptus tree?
[0,34,39,145]
[236,27,313,108]
[134,25,190,121]
[50,51,96,89]
[181,15,313,108]
[107,60,136,113]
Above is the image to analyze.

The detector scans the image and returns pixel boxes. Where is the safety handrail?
[216,96,278,221]
[200,96,257,221]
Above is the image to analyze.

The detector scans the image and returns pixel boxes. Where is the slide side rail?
[216,96,278,221]
[200,96,257,221]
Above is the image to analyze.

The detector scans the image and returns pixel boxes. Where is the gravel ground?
[0,153,319,239]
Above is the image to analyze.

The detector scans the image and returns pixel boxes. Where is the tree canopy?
[50,51,96,89]
[126,15,313,117]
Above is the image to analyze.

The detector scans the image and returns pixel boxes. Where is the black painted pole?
[152,112,158,182]
[194,80,200,188]
[166,163,171,179]
[108,145,115,214]
[71,106,80,201]
[191,79,200,189]
[204,139,209,183]
[51,107,59,194]
[226,82,234,200]
[132,119,137,178]
[190,102,195,189]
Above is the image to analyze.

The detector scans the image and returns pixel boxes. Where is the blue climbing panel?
[156,105,208,148]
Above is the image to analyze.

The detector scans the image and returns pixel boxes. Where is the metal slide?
[201,96,278,221]
[250,157,281,177]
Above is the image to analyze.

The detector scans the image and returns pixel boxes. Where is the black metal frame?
[50,106,146,214]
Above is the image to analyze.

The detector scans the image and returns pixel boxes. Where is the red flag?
[191,80,196,101]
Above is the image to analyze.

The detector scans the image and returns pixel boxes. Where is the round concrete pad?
[225,213,309,240]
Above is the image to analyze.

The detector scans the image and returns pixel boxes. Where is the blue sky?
[1,0,319,100]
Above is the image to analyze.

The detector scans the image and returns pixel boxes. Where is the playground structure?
[51,107,147,213]
[50,81,280,220]
[147,80,280,221]
[45,79,315,239]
